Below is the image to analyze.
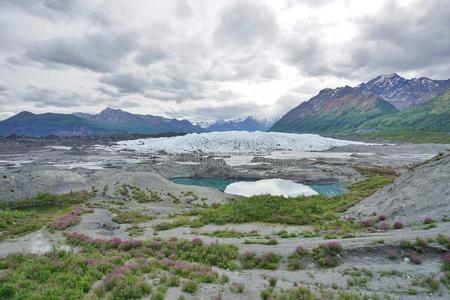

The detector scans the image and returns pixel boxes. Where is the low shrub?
[181,280,197,293]
[49,206,92,230]
[423,217,435,224]
[239,251,280,270]
[0,191,93,209]
[111,209,154,224]
[202,229,259,238]
[312,241,343,268]
[442,252,450,272]
[229,282,245,293]
[376,223,390,231]
[386,250,399,260]
[436,234,450,249]
[268,277,277,287]
[393,221,404,229]
[404,251,422,265]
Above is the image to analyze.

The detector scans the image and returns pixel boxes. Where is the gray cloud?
[134,47,168,66]
[348,0,450,77]
[1,0,80,19]
[21,85,102,108]
[214,1,280,48]
[100,69,206,102]
[23,31,137,72]
[100,74,149,94]
[166,101,263,120]
[284,0,450,79]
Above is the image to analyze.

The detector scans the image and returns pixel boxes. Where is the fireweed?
[64,232,238,269]
[49,207,92,230]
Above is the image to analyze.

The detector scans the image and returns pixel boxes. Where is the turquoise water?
[170,177,347,197]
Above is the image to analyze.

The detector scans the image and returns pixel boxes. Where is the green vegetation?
[181,280,198,293]
[344,268,373,288]
[201,229,259,238]
[261,286,317,300]
[0,192,94,240]
[347,129,450,144]
[312,241,343,268]
[189,176,393,226]
[110,209,154,224]
[275,91,450,143]
[126,225,145,236]
[0,191,93,210]
[362,91,450,132]
[271,88,398,134]
[0,250,110,299]
[0,210,44,241]
[239,251,281,270]
[0,233,241,299]
[345,92,450,143]
[154,216,204,231]
[243,238,278,245]
[0,241,229,300]
[230,282,245,293]
[65,233,239,270]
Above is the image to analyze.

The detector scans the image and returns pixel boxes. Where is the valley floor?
[0,137,449,299]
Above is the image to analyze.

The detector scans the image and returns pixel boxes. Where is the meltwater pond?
[170,177,347,197]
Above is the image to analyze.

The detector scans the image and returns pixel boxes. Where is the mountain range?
[195,116,276,132]
[271,73,450,139]
[0,108,275,137]
[1,73,448,139]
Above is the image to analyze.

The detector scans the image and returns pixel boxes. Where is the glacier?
[115,131,368,154]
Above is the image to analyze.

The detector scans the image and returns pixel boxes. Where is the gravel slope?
[348,152,450,223]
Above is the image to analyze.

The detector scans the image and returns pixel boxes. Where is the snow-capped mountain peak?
[357,74,450,110]
[194,116,278,132]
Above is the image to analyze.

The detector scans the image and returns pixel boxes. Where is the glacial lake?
[170,177,347,197]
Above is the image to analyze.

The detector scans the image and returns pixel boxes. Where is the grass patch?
[154,216,204,231]
[126,225,145,237]
[345,130,450,144]
[0,192,94,240]
[0,210,45,241]
[111,209,154,224]
[201,229,259,238]
[0,191,93,210]
[239,251,281,270]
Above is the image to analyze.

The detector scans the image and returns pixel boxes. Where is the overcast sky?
[0,0,448,121]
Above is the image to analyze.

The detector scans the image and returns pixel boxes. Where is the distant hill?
[74,107,202,135]
[271,86,398,134]
[357,73,450,110]
[198,116,276,132]
[359,91,450,132]
[0,111,110,137]
[0,108,203,137]
[271,74,450,141]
